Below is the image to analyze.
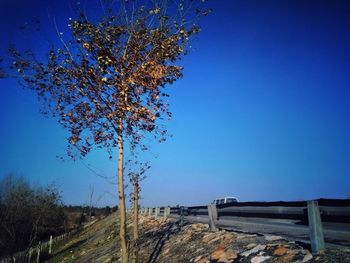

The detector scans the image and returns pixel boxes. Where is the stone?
[265,235,283,241]
[273,246,288,256]
[246,243,257,249]
[194,255,203,262]
[236,234,257,240]
[302,253,313,262]
[241,245,266,257]
[250,255,270,263]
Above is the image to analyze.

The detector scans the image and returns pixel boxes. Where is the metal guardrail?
[216,199,350,222]
[142,198,350,254]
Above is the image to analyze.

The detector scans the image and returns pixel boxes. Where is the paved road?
[169,214,350,248]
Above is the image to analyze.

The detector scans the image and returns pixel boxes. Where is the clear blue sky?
[0,0,349,207]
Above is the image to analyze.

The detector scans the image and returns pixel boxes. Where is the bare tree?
[0,174,64,257]
[9,1,209,261]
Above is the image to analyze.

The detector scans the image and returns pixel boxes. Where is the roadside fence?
[0,229,78,263]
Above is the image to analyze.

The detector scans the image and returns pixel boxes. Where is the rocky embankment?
[48,213,350,263]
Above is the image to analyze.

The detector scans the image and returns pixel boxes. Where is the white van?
[212,196,239,205]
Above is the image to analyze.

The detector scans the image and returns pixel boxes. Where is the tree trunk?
[118,129,128,263]
[132,176,139,263]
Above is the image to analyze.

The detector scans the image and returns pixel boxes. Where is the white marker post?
[208,204,218,232]
[49,235,53,255]
[307,201,325,254]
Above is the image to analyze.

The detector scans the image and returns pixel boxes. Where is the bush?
[104,206,111,215]
[0,174,64,256]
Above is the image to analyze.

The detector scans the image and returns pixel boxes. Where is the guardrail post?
[49,235,53,255]
[163,207,168,219]
[179,206,184,226]
[148,207,152,216]
[155,207,159,218]
[208,204,218,231]
[307,200,325,254]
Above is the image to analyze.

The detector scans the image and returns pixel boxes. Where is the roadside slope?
[47,213,350,263]
[47,213,120,262]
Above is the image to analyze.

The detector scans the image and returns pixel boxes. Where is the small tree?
[9,1,209,261]
[88,184,94,220]
[127,160,150,262]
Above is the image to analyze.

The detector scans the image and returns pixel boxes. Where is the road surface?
[169,214,350,248]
